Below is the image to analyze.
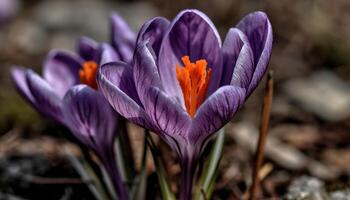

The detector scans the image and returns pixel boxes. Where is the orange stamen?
[176,56,212,118]
[79,61,98,89]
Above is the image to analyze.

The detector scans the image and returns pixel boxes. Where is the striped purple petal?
[133,42,191,138]
[62,85,116,151]
[42,50,83,98]
[189,85,246,145]
[133,42,163,100]
[98,43,120,65]
[11,67,36,106]
[26,69,64,124]
[136,17,170,56]
[97,61,152,130]
[237,11,273,95]
[62,85,128,199]
[111,12,136,63]
[221,28,254,89]
[158,9,223,100]
[76,36,99,62]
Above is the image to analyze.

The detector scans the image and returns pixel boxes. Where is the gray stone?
[33,0,109,41]
[8,19,47,54]
[283,70,350,121]
[284,176,329,200]
[33,0,159,42]
[49,33,81,52]
[330,190,350,200]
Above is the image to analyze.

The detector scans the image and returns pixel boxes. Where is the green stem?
[194,129,225,200]
[117,118,135,184]
[146,132,175,200]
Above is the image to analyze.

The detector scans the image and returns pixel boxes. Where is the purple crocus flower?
[11,38,117,124]
[10,11,136,124]
[0,0,19,26]
[11,13,135,200]
[98,9,272,199]
[62,85,129,200]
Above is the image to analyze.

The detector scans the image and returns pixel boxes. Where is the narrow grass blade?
[146,132,175,200]
[65,148,112,200]
[131,134,148,200]
[194,128,225,200]
[116,119,135,184]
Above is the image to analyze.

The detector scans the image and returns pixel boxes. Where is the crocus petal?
[189,86,246,145]
[134,85,192,162]
[133,43,191,138]
[158,9,223,100]
[133,42,162,103]
[136,17,170,56]
[221,28,254,89]
[98,61,140,106]
[62,85,116,151]
[76,36,99,61]
[63,85,128,200]
[97,62,151,130]
[99,43,120,65]
[237,11,273,95]
[111,12,136,63]
[11,67,35,105]
[42,50,83,98]
[145,86,191,139]
[26,70,64,124]
[0,0,18,25]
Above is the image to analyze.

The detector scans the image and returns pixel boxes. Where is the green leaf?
[99,163,117,199]
[131,134,148,200]
[115,139,129,185]
[65,149,112,200]
[146,132,176,200]
[115,119,135,185]
[194,128,225,200]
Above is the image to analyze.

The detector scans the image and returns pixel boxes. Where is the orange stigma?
[176,56,212,118]
[79,61,98,89]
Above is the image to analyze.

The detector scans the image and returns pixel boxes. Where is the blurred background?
[1,0,350,199]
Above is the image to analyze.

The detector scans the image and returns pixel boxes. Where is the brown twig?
[249,71,274,200]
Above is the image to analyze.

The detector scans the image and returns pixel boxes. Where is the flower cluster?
[11,13,135,199]
[11,9,272,200]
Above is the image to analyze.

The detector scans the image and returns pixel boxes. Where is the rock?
[48,33,80,51]
[271,124,320,149]
[228,123,339,179]
[33,0,159,42]
[33,0,109,41]
[286,178,350,200]
[284,176,328,200]
[322,148,350,175]
[112,2,159,32]
[8,19,47,55]
[330,189,350,200]
[283,70,350,122]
